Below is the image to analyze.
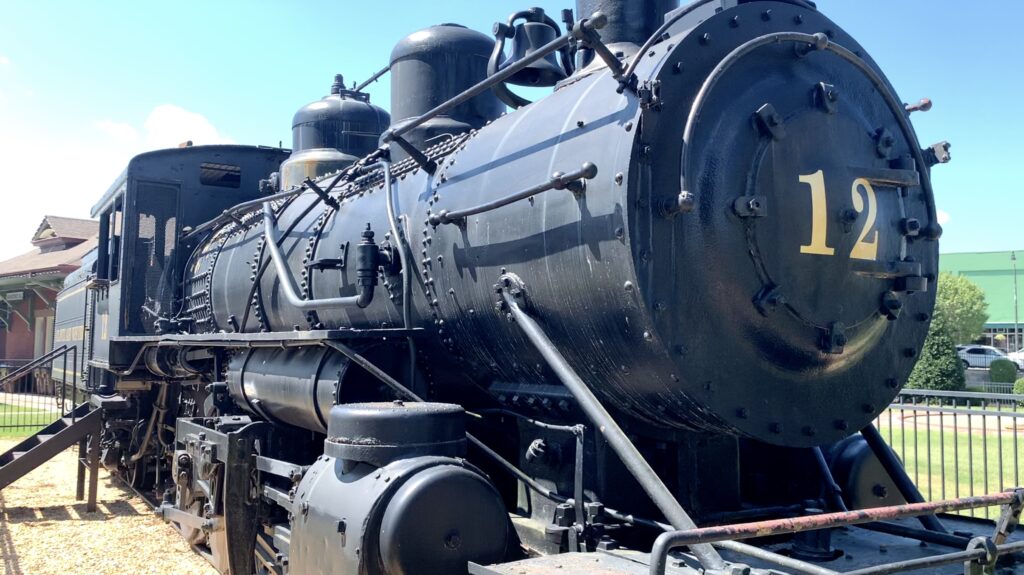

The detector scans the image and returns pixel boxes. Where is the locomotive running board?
[106,328,426,373]
[111,326,426,346]
[0,403,102,511]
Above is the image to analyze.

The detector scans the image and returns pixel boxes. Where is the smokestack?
[575,0,678,49]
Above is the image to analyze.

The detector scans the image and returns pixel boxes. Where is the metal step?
[0,403,100,492]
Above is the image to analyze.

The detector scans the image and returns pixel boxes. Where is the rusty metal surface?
[665,491,1020,547]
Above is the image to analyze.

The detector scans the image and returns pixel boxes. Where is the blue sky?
[0,1,1019,260]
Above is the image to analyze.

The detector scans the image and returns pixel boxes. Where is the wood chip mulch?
[0,439,217,575]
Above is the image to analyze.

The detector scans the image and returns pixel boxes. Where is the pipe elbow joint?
[355,285,375,309]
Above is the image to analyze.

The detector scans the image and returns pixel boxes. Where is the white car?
[1008,347,1024,371]
[957,345,1019,370]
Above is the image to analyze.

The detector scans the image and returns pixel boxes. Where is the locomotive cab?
[85,145,289,388]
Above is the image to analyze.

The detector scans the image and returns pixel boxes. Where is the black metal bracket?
[755,103,787,141]
[306,258,346,272]
[638,80,661,110]
[733,195,767,218]
[429,162,597,226]
[752,284,785,316]
[816,82,838,114]
[303,178,341,210]
[493,272,530,317]
[821,321,847,355]
[389,134,437,174]
[922,141,951,167]
[571,13,631,92]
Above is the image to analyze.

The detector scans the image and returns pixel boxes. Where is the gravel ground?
[0,439,217,575]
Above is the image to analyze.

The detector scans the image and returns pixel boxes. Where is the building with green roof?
[939,250,1021,351]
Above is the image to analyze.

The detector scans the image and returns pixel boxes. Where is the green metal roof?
[940,250,1022,326]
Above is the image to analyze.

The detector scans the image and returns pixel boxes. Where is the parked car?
[957,345,1018,370]
[1007,347,1024,371]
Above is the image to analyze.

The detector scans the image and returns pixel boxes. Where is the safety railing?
[875,388,1023,519]
[0,345,82,436]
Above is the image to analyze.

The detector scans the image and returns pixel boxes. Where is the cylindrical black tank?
[388,24,504,150]
[279,74,390,190]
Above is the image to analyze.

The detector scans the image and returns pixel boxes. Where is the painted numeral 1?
[798,170,836,256]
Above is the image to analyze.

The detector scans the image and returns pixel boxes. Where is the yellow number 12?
[798,170,879,261]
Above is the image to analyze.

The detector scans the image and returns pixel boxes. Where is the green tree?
[931,272,988,345]
[906,322,966,391]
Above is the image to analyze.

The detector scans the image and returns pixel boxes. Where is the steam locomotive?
[45,0,1023,574]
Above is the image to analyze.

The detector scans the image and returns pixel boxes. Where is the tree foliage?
[1015,378,1024,396]
[931,272,989,345]
[906,322,966,391]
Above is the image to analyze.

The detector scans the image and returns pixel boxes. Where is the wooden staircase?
[0,402,101,510]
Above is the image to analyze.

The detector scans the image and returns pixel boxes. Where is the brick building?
[0,216,97,367]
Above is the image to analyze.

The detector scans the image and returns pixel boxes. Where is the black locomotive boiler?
[33,0,1024,574]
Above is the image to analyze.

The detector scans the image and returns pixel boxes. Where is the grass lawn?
[878,423,1023,519]
[0,401,56,438]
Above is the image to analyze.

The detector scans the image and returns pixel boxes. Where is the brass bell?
[499,18,568,87]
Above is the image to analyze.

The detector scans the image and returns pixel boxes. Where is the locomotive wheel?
[176,499,208,548]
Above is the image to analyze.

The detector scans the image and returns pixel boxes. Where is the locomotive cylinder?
[225,347,349,433]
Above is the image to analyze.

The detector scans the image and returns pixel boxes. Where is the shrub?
[990,359,1018,384]
[1014,378,1024,396]
[906,324,966,391]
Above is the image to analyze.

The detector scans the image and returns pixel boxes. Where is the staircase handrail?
[0,345,75,386]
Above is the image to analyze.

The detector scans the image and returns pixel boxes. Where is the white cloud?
[937,209,951,226]
[0,103,233,261]
[95,119,138,143]
[142,104,234,149]
[0,55,9,66]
